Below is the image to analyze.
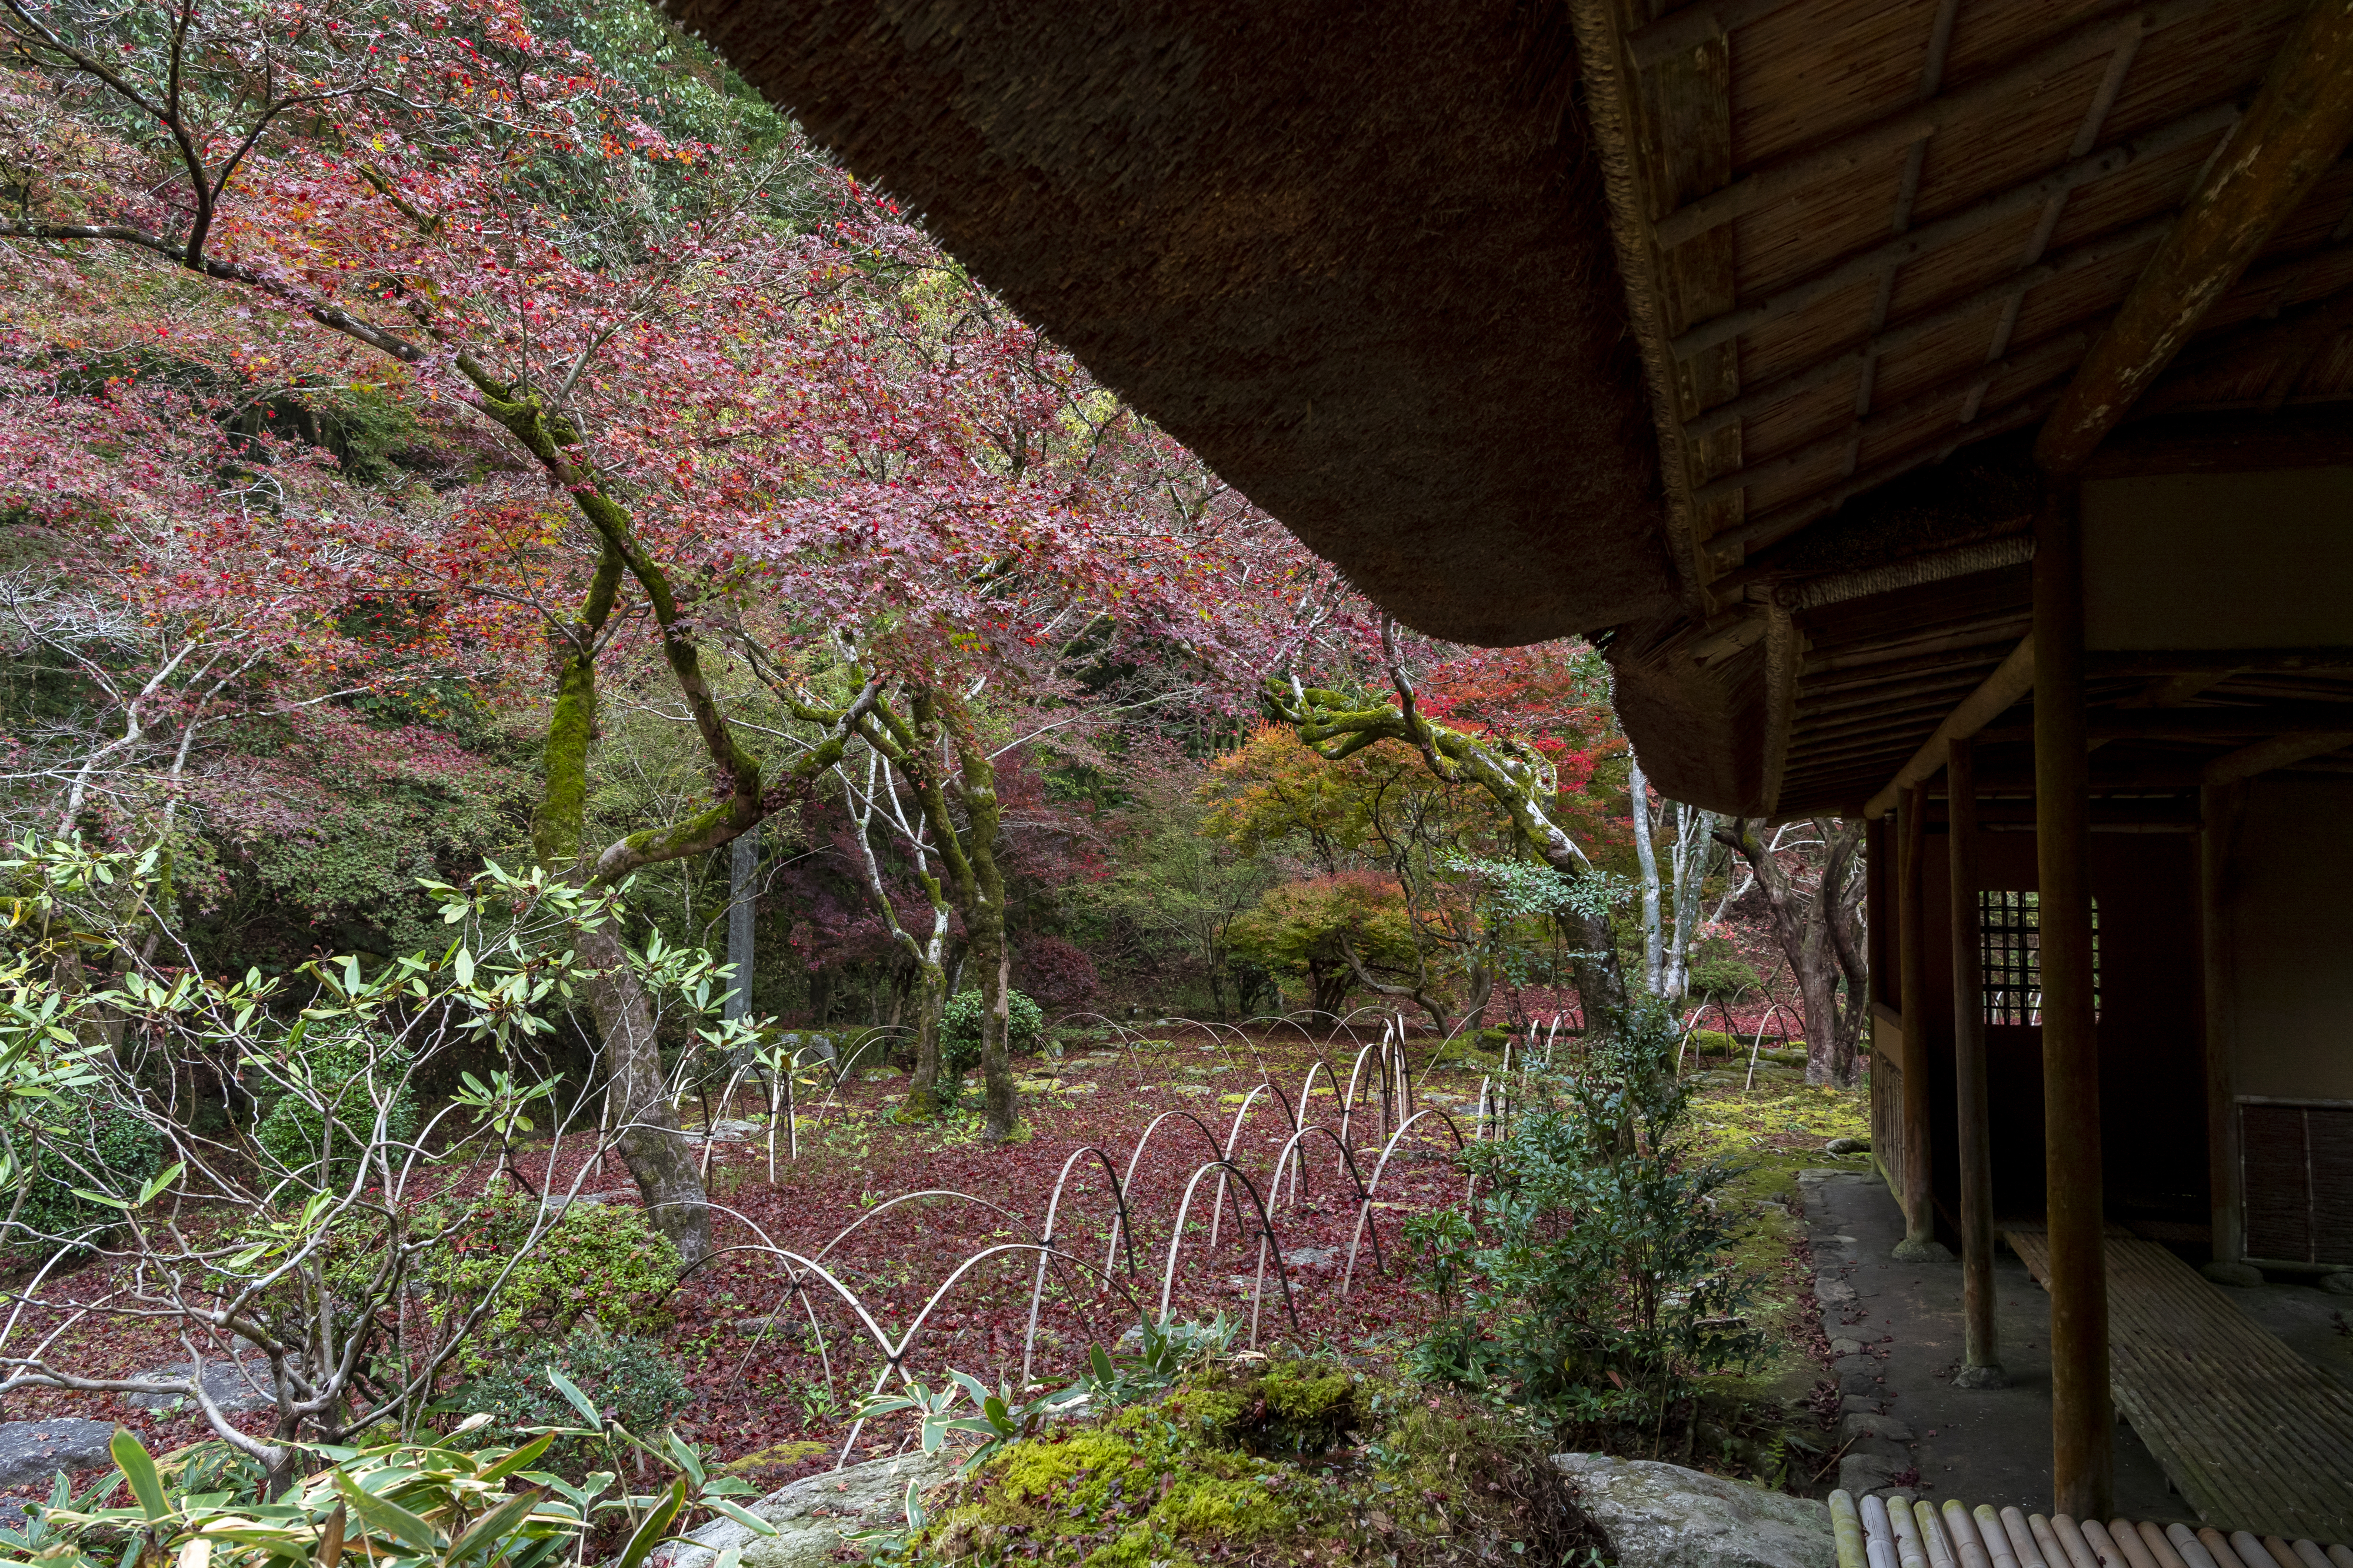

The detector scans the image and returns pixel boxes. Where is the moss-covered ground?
[901,1356,1598,1568]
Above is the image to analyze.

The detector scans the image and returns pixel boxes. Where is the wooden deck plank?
[2005,1229,2353,1540]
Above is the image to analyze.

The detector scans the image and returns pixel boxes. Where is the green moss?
[920,1413,1299,1566]
[908,1371,1602,1567]
[1169,1355,1364,1456]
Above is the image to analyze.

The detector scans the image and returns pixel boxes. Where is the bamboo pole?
[2036,481,2112,1520]
[1949,735,2005,1386]
[1897,776,1939,1256]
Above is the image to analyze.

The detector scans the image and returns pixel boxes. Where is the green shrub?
[4,1097,164,1259]
[253,1035,419,1190]
[1425,996,1765,1433]
[421,1188,679,1366]
[1687,950,1762,1000]
[940,987,1044,1075]
[1685,1028,1739,1057]
[458,1329,689,1457]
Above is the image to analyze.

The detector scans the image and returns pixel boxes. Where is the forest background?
[0,0,1866,1127]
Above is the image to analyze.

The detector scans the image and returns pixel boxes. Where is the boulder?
[702,1120,761,1143]
[126,1359,280,1414]
[1552,1452,1835,1568]
[659,1447,961,1568]
[0,1419,116,1489]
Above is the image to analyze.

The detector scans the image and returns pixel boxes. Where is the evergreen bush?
[6,1096,164,1258]
[940,987,1044,1075]
[420,1187,679,1368]
[456,1329,690,1463]
[1415,996,1765,1432]
[253,1035,419,1189]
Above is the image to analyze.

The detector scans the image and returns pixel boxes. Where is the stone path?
[1797,1168,2177,1514]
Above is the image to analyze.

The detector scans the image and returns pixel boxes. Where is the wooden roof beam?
[1863,636,2038,818]
[1708,390,2061,559]
[2035,0,2353,476]
[2200,730,2353,783]
[1979,702,2353,741]
[1625,0,1802,70]
[2087,647,2353,673]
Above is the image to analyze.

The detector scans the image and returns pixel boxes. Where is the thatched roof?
[676,0,2353,814]
[665,0,1676,646]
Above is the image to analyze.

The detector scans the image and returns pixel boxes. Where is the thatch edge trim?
[1565,0,1705,614]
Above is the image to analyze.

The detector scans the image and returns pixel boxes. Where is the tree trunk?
[977,932,1016,1142]
[1662,804,1714,1000]
[724,825,756,1023]
[1629,756,1665,994]
[905,956,948,1119]
[577,924,714,1267]
[1714,817,1867,1088]
[1568,908,1630,1033]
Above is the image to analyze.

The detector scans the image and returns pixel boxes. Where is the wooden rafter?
[1671,104,2238,361]
[2036,0,2353,475]
[1862,636,2038,816]
[2202,730,2353,781]
[1652,0,2219,248]
[1684,218,2168,441]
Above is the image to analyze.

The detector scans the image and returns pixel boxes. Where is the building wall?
[1869,820,2205,1234]
[2226,777,2353,1103]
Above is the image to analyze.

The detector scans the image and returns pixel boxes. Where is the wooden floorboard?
[2005,1229,2353,1540]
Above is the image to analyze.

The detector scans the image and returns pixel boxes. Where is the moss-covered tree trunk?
[905,953,948,1117]
[941,699,1016,1143]
[531,541,713,1268]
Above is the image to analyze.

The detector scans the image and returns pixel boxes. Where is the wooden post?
[1948,735,2005,1386]
[2035,482,2111,1519]
[2199,782,2256,1286]
[1895,778,1940,1257]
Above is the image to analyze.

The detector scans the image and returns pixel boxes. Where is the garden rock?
[126,1359,280,1414]
[660,1447,960,1568]
[1837,1452,1905,1497]
[1552,1452,1835,1568]
[1824,1137,1870,1156]
[1836,1413,1912,1446]
[702,1120,760,1143]
[0,1419,116,1488]
[1833,1355,1879,1395]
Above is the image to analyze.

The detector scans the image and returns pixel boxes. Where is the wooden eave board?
[2004,1229,2353,1539]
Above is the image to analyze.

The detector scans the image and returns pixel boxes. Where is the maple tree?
[2,0,1328,1169]
[1261,626,1637,1032]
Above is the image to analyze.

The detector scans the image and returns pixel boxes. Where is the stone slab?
[660,1448,961,1568]
[1553,1452,1834,1568]
[0,1420,115,1489]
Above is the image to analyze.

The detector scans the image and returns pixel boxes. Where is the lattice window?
[1981,890,2099,1026]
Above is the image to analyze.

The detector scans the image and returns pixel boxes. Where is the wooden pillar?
[1895,778,1938,1257]
[2200,782,2255,1286]
[1948,736,2005,1386]
[2035,483,2111,1519]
